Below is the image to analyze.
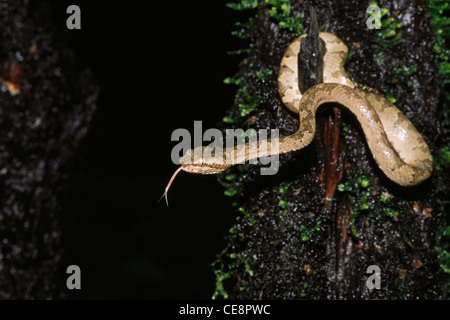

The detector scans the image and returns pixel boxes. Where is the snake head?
[180,146,231,174]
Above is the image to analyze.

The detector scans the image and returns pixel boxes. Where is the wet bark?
[0,1,98,298]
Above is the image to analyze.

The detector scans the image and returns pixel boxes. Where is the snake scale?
[166,32,432,198]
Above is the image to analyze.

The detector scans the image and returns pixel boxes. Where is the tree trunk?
[214,0,449,299]
[0,0,98,298]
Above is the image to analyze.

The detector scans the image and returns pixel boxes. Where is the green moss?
[278,208,287,223]
[382,87,397,104]
[223,1,262,123]
[392,63,418,90]
[357,176,370,188]
[435,147,450,194]
[212,258,238,299]
[370,2,405,105]
[337,171,419,245]
[225,1,258,56]
[435,244,450,274]
[380,193,390,203]
[224,75,245,86]
[239,206,256,225]
[426,0,450,83]
[231,19,254,39]
[384,208,399,218]
[219,0,302,207]
[213,244,259,299]
[220,167,243,197]
[427,1,450,294]
[223,116,238,124]
[265,0,303,35]
[358,191,370,210]
[370,2,402,51]
[300,221,322,242]
[239,97,262,117]
[227,47,253,56]
[337,173,370,237]
[350,211,360,237]
[400,227,415,248]
[338,173,370,193]
[244,257,254,276]
[277,182,292,223]
[224,188,238,197]
[347,50,355,62]
[256,68,274,83]
[395,63,417,77]
[278,199,288,209]
[226,0,258,11]
[299,283,308,298]
[439,146,450,166]
[228,226,238,240]
[224,72,262,118]
[223,0,303,124]
[212,271,232,299]
[279,182,290,194]
[218,164,251,198]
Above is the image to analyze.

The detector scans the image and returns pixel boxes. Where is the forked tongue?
[158,166,184,207]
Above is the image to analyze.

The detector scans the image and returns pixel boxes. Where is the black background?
[49,0,246,299]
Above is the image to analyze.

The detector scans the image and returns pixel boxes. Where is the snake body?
[179,32,432,187]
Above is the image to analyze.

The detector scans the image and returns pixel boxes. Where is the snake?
[163,32,433,201]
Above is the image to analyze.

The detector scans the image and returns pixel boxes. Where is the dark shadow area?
[48,0,246,299]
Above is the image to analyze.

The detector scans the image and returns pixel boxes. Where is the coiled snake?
[163,32,433,201]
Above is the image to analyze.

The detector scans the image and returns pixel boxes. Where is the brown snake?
[163,32,433,201]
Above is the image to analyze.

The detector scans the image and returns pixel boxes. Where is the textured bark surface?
[0,1,97,298]
[214,0,449,299]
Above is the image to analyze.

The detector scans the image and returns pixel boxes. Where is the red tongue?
[159,166,184,206]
